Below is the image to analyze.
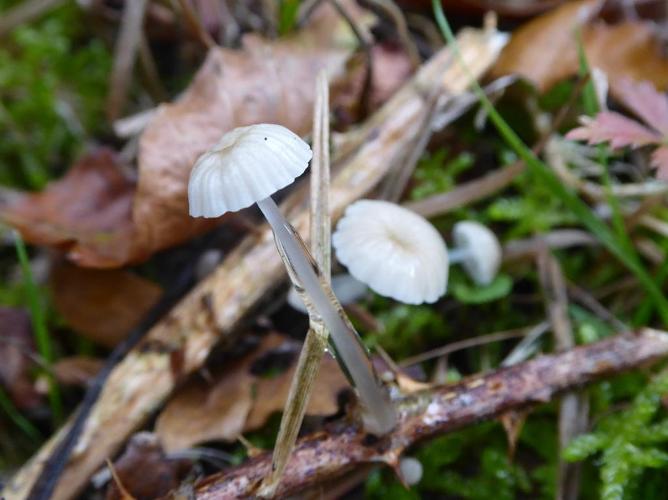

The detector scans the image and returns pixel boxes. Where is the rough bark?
[194,330,668,499]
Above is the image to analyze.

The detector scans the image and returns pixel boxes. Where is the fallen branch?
[193,330,668,499]
[4,24,507,500]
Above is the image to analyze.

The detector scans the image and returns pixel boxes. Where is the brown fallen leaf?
[105,432,191,500]
[134,1,372,257]
[52,357,104,387]
[156,333,347,452]
[0,149,137,268]
[566,78,668,179]
[50,260,162,347]
[492,0,668,94]
[2,2,412,269]
[0,307,41,410]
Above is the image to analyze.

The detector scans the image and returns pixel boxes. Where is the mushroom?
[449,221,502,286]
[332,200,449,305]
[188,124,396,434]
[287,273,368,314]
[399,457,423,486]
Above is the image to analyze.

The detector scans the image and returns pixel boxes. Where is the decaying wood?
[193,329,668,499]
[4,25,507,500]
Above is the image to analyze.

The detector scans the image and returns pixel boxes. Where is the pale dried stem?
[175,0,217,49]
[365,0,421,67]
[260,71,332,497]
[537,252,587,500]
[547,138,668,200]
[0,0,64,37]
[5,26,507,500]
[106,0,149,121]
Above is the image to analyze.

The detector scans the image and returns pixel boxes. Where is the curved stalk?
[447,247,468,264]
[257,196,396,435]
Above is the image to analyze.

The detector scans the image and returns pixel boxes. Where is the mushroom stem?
[448,247,469,264]
[257,196,396,435]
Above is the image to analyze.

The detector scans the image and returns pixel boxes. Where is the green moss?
[0,1,111,189]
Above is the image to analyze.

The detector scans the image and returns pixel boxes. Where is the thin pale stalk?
[260,72,336,497]
[257,197,396,435]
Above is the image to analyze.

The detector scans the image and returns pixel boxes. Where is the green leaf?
[452,274,513,304]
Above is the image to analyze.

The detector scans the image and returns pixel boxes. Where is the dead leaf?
[133,1,370,258]
[52,356,103,387]
[105,432,191,500]
[499,409,528,460]
[0,2,411,269]
[491,0,603,91]
[651,146,668,179]
[156,333,347,452]
[614,76,668,136]
[50,261,162,347]
[0,149,136,267]
[492,1,668,94]
[566,78,668,178]
[0,307,41,410]
[566,112,660,148]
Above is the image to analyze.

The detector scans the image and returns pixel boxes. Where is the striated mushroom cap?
[452,221,501,286]
[188,124,312,217]
[332,200,449,305]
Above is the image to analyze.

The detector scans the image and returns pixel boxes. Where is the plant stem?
[448,247,467,264]
[257,196,396,435]
[13,231,62,424]
[260,71,332,497]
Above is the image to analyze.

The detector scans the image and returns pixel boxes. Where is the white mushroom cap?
[287,273,368,314]
[399,457,423,486]
[452,221,501,286]
[188,124,313,217]
[332,200,449,305]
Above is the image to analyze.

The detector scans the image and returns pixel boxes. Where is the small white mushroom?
[332,200,449,305]
[188,124,395,435]
[287,273,368,314]
[450,221,502,286]
[399,456,423,486]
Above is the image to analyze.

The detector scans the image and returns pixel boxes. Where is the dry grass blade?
[4,25,507,500]
[0,0,64,37]
[537,251,588,500]
[106,0,149,121]
[259,70,332,497]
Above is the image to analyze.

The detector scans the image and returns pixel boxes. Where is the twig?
[364,0,421,67]
[399,326,535,367]
[404,74,589,218]
[0,0,64,37]
[25,267,195,500]
[193,330,668,498]
[537,251,586,500]
[138,33,168,103]
[502,230,597,261]
[7,26,506,499]
[330,0,374,119]
[258,71,332,497]
[567,283,627,332]
[176,0,217,49]
[106,0,149,121]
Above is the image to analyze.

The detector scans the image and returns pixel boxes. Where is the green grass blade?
[431,0,668,326]
[13,231,63,424]
[576,34,637,257]
[0,385,42,441]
